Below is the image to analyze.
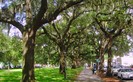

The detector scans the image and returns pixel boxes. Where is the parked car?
[34,64,42,68]
[117,68,133,79]
[104,66,107,72]
[130,65,133,70]
[112,66,122,76]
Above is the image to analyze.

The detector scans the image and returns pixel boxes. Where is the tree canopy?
[0,0,133,81]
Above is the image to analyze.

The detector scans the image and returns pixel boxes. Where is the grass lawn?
[0,67,83,82]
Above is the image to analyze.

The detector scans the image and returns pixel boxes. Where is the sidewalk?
[75,68,103,82]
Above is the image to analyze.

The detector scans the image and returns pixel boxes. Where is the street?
[121,79,133,82]
[116,77,133,82]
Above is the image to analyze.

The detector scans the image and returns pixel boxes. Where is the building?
[113,52,133,67]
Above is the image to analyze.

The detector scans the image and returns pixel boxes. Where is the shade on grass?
[0,69,22,82]
[0,67,83,82]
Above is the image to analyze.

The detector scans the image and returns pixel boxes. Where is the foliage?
[0,0,86,81]
[91,0,132,55]
[35,34,59,65]
[112,34,131,56]
[0,29,8,62]
[0,0,133,80]
[0,28,22,66]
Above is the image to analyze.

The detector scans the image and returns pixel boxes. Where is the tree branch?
[41,26,57,44]
[63,10,84,38]
[52,23,61,38]
[94,17,108,37]
[25,0,32,22]
[41,0,84,24]
[113,28,123,38]
[63,26,87,51]
[0,18,24,33]
[34,0,47,27]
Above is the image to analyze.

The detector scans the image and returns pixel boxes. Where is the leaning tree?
[92,0,132,75]
[0,0,85,81]
[40,5,88,78]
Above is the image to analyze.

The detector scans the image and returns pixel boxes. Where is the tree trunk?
[106,39,113,76]
[71,60,77,69]
[98,38,109,75]
[70,53,77,69]
[59,48,66,79]
[22,28,36,82]
[98,48,105,75]
[8,62,11,70]
[106,48,112,76]
[96,54,100,70]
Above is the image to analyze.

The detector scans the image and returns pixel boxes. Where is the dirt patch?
[101,76,121,82]
[97,73,121,82]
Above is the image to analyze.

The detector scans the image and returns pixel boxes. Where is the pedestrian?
[84,63,88,69]
[92,64,96,74]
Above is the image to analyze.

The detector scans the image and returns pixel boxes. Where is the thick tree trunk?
[98,38,109,75]
[22,28,36,82]
[59,48,66,79]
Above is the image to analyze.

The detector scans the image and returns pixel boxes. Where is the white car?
[112,66,122,76]
[117,68,133,79]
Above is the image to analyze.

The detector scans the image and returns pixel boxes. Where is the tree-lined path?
[75,68,103,82]
[0,0,133,82]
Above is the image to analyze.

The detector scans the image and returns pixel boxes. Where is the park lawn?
[0,67,83,82]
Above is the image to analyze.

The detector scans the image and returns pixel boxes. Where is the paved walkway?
[75,68,103,82]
